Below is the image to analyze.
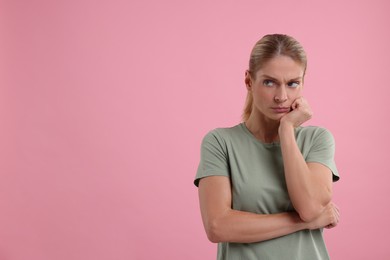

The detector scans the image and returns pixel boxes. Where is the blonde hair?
[242,34,307,121]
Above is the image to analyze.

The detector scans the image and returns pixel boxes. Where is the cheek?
[289,88,302,98]
[256,90,273,103]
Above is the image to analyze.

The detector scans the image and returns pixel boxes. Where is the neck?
[245,113,280,143]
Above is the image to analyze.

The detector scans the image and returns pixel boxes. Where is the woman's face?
[246,55,305,122]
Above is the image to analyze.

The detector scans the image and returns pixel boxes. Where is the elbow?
[205,219,225,243]
[206,231,220,243]
[298,207,323,222]
[298,190,333,222]
[297,199,332,222]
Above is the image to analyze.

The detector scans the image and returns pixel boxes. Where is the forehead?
[256,55,305,80]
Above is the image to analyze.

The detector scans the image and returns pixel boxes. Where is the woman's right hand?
[306,202,340,230]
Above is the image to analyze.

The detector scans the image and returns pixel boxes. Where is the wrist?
[278,120,294,135]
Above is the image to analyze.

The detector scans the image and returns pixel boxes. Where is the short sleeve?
[306,128,340,182]
[194,130,230,187]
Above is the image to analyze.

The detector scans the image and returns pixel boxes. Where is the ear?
[245,70,252,91]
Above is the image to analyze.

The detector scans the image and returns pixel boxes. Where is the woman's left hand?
[280,97,313,128]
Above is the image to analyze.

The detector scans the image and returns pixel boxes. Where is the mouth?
[271,107,291,113]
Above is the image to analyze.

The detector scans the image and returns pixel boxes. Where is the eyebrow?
[262,74,303,82]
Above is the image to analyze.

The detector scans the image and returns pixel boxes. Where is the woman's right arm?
[198,176,340,244]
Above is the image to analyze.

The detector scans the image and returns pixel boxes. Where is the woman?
[194,34,340,259]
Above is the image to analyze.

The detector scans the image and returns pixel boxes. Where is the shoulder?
[200,124,245,154]
[295,126,337,155]
[296,126,335,141]
[202,124,244,143]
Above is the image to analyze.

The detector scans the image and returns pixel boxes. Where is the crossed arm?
[199,176,306,243]
[198,123,339,243]
[198,174,339,244]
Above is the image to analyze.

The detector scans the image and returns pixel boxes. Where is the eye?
[263,79,275,87]
[288,81,300,88]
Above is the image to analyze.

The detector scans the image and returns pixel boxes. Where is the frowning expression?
[246,55,305,122]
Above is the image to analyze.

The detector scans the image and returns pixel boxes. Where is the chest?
[227,144,293,213]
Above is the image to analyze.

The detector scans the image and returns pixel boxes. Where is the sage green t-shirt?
[195,123,339,260]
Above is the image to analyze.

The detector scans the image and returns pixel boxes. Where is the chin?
[267,114,284,122]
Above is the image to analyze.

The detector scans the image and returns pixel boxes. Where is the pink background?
[1,0,389,259]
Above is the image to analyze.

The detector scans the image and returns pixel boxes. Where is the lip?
[271,107,291,113]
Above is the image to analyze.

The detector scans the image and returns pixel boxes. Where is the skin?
[198,55,340,243]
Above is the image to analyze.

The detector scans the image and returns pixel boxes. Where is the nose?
[274,86,288,103]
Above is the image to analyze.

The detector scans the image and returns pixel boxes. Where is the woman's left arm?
[279,97,333,222]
